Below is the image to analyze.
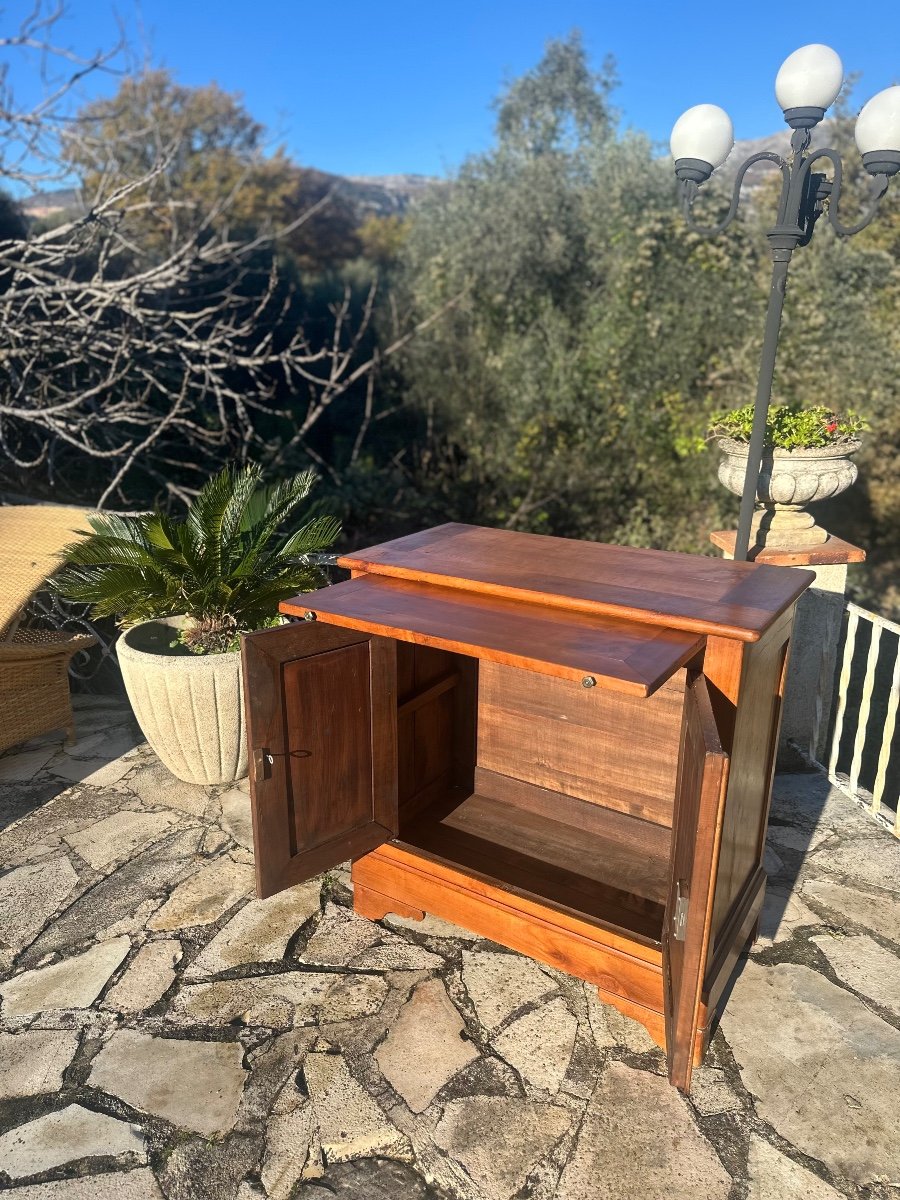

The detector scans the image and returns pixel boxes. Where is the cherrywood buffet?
[242,523,813,1091]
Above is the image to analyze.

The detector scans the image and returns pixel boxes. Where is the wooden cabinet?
[242,523,813,1091]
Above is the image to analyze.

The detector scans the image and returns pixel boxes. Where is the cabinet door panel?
[242,622,397,898]
[663,672,730,1092]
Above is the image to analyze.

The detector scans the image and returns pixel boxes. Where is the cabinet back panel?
[476,661,683,827]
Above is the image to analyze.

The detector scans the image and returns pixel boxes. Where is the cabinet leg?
[596,988,667,1052]
[354,883,424,923]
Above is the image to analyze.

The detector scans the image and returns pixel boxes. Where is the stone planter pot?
[117,616,247,785]
[717,436,862,550]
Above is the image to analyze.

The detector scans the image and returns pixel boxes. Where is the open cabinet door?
[663,672,730,1092]
[241,622,398,899]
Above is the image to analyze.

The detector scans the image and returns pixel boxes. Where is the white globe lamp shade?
[855,86,900,176]
[670,104,734,182]
[775,44,843,127]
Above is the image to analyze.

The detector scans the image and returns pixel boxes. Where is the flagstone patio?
[0,696,898,1199]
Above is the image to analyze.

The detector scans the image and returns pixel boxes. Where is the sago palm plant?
[55,464,341,653]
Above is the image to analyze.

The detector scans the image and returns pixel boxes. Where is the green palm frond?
[188,464,264,575]
[280,515,343,559]
[246,471,318,545]
[57,563,179,619]
[219,463,265,549]
[85,512,150,545]
[55,463,341,645]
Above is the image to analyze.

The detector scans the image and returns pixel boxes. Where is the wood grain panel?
[704,866,766,1019]
[663,673,729,1093]
[476,661,684,825]
[282,575,704,695]
[711,608,793,942]
[396,647,476,821]
[473,768,674,861]
[337,523,814,642]
[282,644,372,851]
[241,624,397,898]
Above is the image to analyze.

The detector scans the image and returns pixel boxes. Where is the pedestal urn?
[717,436,861,549]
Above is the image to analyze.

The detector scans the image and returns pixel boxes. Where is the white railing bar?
[829,607,858,778]
[871,640,900,822]
[845,600,900,638]
[849,622,882,798]
[816,763,899,837]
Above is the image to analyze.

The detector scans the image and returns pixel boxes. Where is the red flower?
[825,420,838,434]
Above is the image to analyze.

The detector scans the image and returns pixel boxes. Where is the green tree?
[395,33,748,547]
[63,71,361,269]
[395,37,900,597]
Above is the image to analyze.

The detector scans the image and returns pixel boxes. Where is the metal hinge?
[253,747,274,782]
[673,881,689,941]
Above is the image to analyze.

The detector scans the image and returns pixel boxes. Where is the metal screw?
[304,611,317,622]
[581,676,596,689]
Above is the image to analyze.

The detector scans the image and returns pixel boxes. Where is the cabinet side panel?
[710,610,792,943]
[476,661,683,826]
[398,647,478,822]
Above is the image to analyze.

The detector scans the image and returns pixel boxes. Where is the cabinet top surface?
[338,523,814,642]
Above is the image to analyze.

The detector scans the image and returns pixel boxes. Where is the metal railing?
[812,600,900,836]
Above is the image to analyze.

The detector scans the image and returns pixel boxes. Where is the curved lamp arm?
[682,152,790,236]
[804,148,890,237]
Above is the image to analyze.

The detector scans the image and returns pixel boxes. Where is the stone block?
[375,978,479,1112]
[88,1029,246,1137]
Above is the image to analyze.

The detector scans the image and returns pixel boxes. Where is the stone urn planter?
[716,436,862,550]
[117,616,247,785]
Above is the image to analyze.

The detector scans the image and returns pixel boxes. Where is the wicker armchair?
[0,506,99,755]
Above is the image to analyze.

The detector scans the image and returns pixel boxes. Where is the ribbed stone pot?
[717,436,861,550]
[117,617,248,785]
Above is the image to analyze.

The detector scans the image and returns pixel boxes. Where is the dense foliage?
[388,35,900,605]
[709,404,867,449]
[54,466,340,653]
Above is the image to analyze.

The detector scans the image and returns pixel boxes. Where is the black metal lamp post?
[671,44,900,562]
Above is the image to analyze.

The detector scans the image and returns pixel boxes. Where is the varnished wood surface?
[397,788,667,945]
[353,844,664,1008]
[240,623,397,898]
[353,844,709,1067]
[704,865,766,1020]
[338,523,814,642]
[282,574,703,696]
[709,529,866,565]
[396,645,477,824]
[472,767,675,857]
[476,661,684,826]
[663,673,730,1093]
[711,609,792,942]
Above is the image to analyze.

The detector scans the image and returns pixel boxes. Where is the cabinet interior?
[393,643,686,948]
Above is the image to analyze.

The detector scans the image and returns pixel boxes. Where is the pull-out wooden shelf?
[281,574,704,696]
[244,522,813,1094]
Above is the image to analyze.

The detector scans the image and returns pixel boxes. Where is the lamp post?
[671,45,900,562]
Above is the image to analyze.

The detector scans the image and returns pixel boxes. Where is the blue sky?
[9,0,900,178]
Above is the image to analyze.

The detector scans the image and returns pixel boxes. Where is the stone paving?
[1,696,899,1199]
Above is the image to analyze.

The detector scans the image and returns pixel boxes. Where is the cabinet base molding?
[353,882,424,923]
[354,842,667,1039]
[352,841,762,1064]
